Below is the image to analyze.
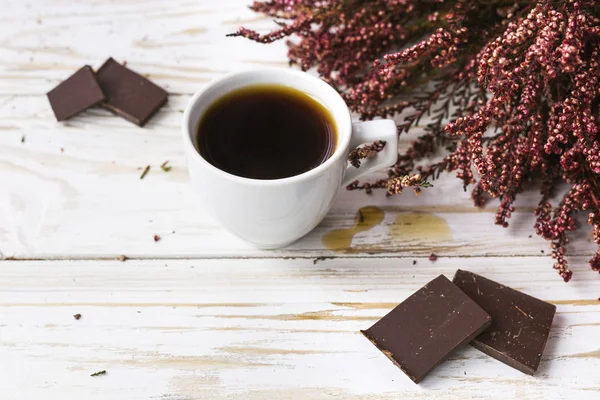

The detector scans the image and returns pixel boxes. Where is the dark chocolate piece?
[47,66,105,121]
[361,275,491,383]
[452,270,556,375]
[95,58,168,126]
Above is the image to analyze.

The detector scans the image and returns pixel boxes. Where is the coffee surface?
[196,84,336,180]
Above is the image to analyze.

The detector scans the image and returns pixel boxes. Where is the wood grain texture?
[0,1,597,262]
[1,1,600,398]
[0,0,288,96]
[1,258,599,400]
[0,93,596,259]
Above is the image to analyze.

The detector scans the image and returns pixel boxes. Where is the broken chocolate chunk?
[452,269,556,375]
[361,275,491,383]
[95,58,168,127]
[47,66,105,121]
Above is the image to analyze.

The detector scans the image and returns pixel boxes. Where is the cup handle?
[342,119,398,187]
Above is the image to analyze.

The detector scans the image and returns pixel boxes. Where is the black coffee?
[196,84,337,180]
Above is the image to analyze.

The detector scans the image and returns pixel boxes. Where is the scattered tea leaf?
[90,370,106,377]
[73,313,82,320]
[21,135,25,143]
[140,165,150,180]
[160,161,172,172]
[178,109,184,113]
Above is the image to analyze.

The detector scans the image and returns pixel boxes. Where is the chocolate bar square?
[47,66,105,121]
[453,269,556,375]
[95,58,168,127]
[361,275,491,383]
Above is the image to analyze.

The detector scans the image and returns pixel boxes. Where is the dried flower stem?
[233,0,600,281]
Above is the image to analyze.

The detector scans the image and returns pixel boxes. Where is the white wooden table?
[1,1,599,399]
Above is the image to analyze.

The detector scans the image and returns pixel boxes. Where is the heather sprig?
[231,0,600,281]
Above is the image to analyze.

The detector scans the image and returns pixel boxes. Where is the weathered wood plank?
[1,94,596,259]
[0,0,287,95]
[2,1,599,399]
[0,0,595,260]
[1,257,599,400]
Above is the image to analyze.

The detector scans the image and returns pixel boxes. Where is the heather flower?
[232,0,600,281]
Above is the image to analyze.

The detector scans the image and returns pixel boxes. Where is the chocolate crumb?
[73,313,82,320]
[528,235,532,238]
[140,165,150,179]
[428,253,438,262]
[412,260,417,265]
[117,255,128,262]
[541,250,544,253]
[153,234,161,242]
[90,370,106,377]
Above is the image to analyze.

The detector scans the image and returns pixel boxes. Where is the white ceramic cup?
[182,68,397,248]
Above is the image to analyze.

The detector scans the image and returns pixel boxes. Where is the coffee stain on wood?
[566,350,600,358]
[390,212,453,242]
[177,27,207,36]
[0,302,269,308]
[333,300,600,310]
[217,347,336,356]
[210,327,355,334]
[570,322,600,327]
[132,39,211,48]
[548,299,600,306]
[211,310,376,322]
[221,15,271,25]
[322,206,384,252]
[121,355,272,369]
[332,302,398,310]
